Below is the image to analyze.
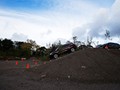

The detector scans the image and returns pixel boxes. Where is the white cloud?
[72,0,120,44]
[0,0,118,46]
[0,9,76,46]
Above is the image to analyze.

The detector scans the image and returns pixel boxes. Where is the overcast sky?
[0,0,120,46]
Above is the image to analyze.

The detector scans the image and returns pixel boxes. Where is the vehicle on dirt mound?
[97,42,120,49]
[49,43,77,59]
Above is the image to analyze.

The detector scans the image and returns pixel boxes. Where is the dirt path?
[0,49,120,90]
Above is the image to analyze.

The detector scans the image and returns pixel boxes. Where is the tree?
[27,39,40,51]
[14,41,24,49]
[58,40,61,46]
[21,43,32,50]
[1,38,14,51]
[72,36,77,44]
[72,36,82,47]
[105,30,112,40]
[66,41,72,44]
[53,40,62,47]
[75,41,81,47]
[46,43,52,48]
[87,36,93,46]
[20,42,32,57]
[36,46,46,56]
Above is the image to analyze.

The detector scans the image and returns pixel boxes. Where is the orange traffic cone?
[26,63,30,69]
[16,61,18,65]
[105,45,108,49]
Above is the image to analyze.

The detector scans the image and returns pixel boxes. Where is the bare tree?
[72,36,77,44]
[46,43,51,48]
[66,41,71,44]
[87,36,93,46]
[58,40,61,46]
[105,30,112,40]
[76,41,81,47]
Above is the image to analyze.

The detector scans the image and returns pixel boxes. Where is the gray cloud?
[72,26,88,40]
[40,29,52,38]
[11,33,28,41]
[72,0,120,41]
[46,29,52,35]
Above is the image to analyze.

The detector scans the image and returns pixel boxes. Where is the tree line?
[0,38,47,60]
[1,34,105,60]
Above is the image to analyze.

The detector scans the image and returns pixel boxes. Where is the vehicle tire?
[54,54,58,59]
[71,48,75,52]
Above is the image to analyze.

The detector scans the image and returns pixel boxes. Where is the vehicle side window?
[114,44,119,47]
[110,43,119,47]
[109,43,113,47]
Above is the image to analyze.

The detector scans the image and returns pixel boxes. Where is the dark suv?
[102,42,120,49]
[49,43,77,59]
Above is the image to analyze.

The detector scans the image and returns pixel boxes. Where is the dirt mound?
[29,49,120,83]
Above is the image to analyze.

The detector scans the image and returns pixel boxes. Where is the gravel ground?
[0,49,120,90]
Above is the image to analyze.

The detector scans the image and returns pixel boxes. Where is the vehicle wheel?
[54,54,58,59]
[71,48,75,52]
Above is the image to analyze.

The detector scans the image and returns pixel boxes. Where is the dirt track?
[0,49,120,90]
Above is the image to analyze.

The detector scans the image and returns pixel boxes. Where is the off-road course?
[0,48,120,90]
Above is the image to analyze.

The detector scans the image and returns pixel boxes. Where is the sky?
[0,0,120,47]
